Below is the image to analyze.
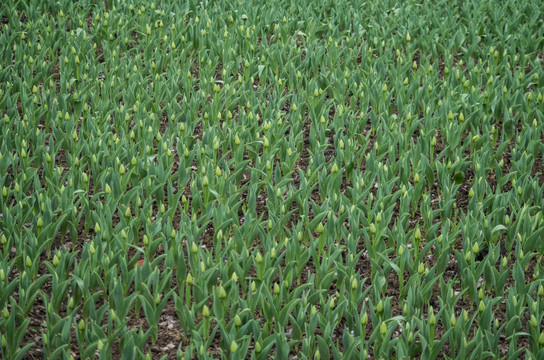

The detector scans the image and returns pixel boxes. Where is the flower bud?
[418,262,425,274]
[351,278,358,290]
[316,222,325,234]
[380,321,387,336]
[414,227,421,241]
[473,242,479,255]
[218,285,227,299]
[429,312,436,326]
[531,315,537,327]
[376,300,384,313]
[234,314,242,327]
[361,312,368,325]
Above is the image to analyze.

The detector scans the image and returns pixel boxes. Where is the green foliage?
[0,0,543,358]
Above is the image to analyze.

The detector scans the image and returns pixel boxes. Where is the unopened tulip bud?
[380,321,387,336]
[361,312,368,325]
[316,223,325,234]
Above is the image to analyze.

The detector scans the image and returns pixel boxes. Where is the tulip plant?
[0,0,543,358]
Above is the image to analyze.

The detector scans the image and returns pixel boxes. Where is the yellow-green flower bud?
[230,341,238,353]
[316,222,325,234]
[380,321,387,336]
[429,312,436,326]
[376,300,384,313]
[414,227,421,241]
[531,315,537,327]
[361,312,368,325]
[219,285,227,299]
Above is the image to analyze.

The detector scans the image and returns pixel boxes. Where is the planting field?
[1,0,544,358]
